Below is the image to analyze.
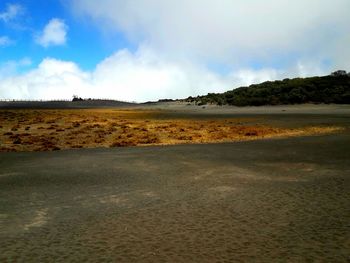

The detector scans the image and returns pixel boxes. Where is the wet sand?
[1,132,350,262]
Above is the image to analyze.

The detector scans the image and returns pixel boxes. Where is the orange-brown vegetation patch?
[0,109,343,152]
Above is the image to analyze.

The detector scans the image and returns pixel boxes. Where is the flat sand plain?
[0,104,350,262]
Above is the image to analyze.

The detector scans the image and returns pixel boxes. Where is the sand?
[0,104,349,262]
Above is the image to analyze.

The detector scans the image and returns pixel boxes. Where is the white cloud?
[0,46,331,101]
[0,58,90,99]
[36,18,68,47]
[0,36,14,46]
[90,47,232,101]
[0,3,23,23]
[0,47,230,101]
[70,0,350,70]
[0,57,32,79]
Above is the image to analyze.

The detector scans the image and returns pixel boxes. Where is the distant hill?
[185,71,350,106]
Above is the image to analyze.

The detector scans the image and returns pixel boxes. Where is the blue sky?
[0,0,126,70]
[0,0,349,101]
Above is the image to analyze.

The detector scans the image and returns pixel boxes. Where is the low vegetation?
[0,109,343,152]
[185,72,350,106]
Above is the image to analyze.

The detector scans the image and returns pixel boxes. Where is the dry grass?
[0,109,343,152]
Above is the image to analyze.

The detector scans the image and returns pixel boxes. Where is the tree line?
[185,72,350,106]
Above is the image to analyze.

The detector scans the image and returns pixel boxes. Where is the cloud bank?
[70,0,350,68]
[0,47,326,102]
[0,46,324,102]
[0,47,229,101]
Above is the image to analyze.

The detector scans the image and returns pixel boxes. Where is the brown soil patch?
[0,109,343,152]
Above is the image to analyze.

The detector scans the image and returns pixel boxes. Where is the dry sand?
[0,104,349,262]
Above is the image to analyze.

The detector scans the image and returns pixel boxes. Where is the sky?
[0,0,349,102]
